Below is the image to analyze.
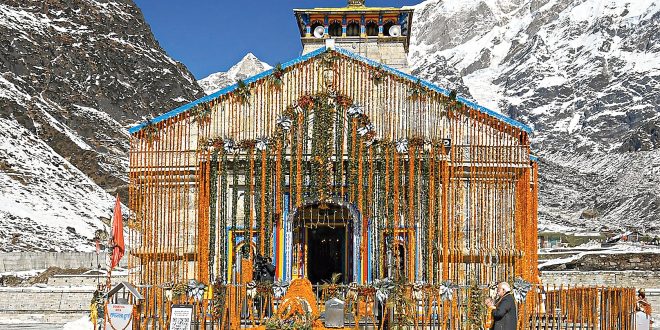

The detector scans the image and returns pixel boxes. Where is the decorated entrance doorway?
[291,202,355,284]
[307,226,346,284]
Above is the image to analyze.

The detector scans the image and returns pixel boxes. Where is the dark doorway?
[308,226,345,284]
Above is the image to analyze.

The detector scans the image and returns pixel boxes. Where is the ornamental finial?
[348,0,365,7]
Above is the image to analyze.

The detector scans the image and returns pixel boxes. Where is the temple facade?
[126,0,548,327]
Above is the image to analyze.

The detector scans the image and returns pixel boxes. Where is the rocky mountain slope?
[0,0,204,251]
[409,0,660,233]
[198,53,272,95]
[2,0,658,253]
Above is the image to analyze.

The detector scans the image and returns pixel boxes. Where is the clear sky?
[133,0,423,80]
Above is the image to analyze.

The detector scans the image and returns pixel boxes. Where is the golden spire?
[347,0,365,7]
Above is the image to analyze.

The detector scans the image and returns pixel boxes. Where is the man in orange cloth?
[485,282,517,330]
[636,289,653,329]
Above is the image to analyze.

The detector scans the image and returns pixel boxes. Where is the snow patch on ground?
[62,316,93,330]
[538,242,660,269]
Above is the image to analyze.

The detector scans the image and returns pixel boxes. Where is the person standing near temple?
[485,282,517,330]
[636,289,653,330]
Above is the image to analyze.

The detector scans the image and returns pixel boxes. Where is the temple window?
[365,21,378,36]
[383,21,395,36]
[328,22,342,37]
[310,22,324,36]
[346,22,360,36]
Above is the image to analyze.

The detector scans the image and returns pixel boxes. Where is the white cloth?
[635,311,651,330]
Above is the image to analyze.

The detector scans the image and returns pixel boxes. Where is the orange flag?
[110,194,124,269]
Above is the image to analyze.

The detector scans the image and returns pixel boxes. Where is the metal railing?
[131,283,636,329]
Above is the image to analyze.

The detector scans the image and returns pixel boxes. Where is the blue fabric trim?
[530,154,539,162]
[128,46,329,134]
[333,47,532,134]
[129,45,532,135]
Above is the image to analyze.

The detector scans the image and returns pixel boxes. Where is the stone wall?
[0,252,127,272]
[540,253,660,271]
[0,275,127,325]
[0,287,94,312]
[48,274,127,287]
[540,270,660,288]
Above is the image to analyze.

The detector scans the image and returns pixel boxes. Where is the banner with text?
[105,304,133,329]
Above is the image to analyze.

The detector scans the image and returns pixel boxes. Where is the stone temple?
[124,1,636,328]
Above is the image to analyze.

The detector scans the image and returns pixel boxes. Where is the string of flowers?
[254,149,263,255]
[245,145,254,258]
[467,278,485,329]
[231,154,238,231]
[268,63,285,88]
[220,149,228,278]
[191,103,212,126]
[208,150,219,280]
[235,79,251,104]
[264,146,273,253]
[370,65,386,85]
[408,79,427,101]
[143,118,159,144]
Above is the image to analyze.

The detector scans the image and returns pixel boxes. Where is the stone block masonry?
[0,287,94,312]
[0,252,127,272]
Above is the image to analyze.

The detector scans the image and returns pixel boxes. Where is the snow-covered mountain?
[409,0,660,233]
[0,0,204,251]
[198,53,272,95]
[2,0,657,253]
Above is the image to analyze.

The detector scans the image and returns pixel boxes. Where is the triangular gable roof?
[129,46,532,135]
[107,281,144,300]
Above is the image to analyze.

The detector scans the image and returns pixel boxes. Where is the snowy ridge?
[0,0,203,251]
[410,0,660,233]
[198,53,272,95]
[0,117,113,251]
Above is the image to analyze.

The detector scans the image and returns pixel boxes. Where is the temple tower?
[294,0,414,72]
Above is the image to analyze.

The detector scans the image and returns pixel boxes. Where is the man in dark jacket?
[486,282,517,330]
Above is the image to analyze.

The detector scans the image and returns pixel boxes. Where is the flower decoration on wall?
[187,279,207,301]
[246,281,258,300]
[223,138,239,154]
[335,94,353,108]
[408,79,428,101]
[273,280,290,299]
[373,278,395,305]
[357,123,374,137]
[319,50,340,68]
[347,104,364,117]
[439,280,458,302]
[395,138,409,154]
[256,137,269,151]
[142,117,159,144]
[513,277,532,303]
[370,65,386,84]
[235,79,251,104]
[239,139,256,150]
[276,116,293,131]
[411,282,425,302]
[268,63,285,87]
[191,103,212,125]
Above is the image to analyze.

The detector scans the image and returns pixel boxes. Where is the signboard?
[169,304,193,330]
[105,304,133,330]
